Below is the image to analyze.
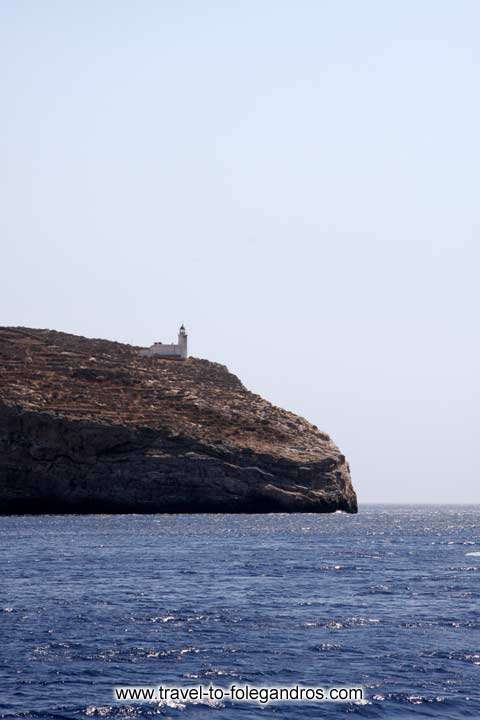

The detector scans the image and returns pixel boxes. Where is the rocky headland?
[0,327,357,514]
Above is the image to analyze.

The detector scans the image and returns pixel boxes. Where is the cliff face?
[0,327,357,514]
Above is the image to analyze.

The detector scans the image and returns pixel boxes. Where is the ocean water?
[0,506,479,719]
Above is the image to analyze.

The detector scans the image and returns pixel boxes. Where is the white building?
[139,325,188,359]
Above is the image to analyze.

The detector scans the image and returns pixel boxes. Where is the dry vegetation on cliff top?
[0,327,339,464]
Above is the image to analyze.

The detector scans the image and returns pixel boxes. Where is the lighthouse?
[139,324,188,359]
[178,324,188,359]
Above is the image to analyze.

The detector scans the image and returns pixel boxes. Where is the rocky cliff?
[0,327,357,514]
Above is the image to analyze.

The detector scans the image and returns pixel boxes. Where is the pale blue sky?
[1,1,479,502]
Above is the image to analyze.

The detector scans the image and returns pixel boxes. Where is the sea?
[1,506,479,719]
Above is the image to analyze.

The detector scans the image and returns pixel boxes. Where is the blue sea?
[1,506,479,719]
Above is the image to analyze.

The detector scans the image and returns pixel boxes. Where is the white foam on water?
[465,551,480,557]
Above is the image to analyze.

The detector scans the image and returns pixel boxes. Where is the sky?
[1,1,479,503]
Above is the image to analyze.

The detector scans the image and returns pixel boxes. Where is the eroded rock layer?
[0,327,357,514]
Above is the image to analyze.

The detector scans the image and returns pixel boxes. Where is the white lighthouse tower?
[178,324,188,359]
[139,324,188,359]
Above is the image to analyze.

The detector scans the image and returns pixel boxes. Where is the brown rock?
[0,327,357,514]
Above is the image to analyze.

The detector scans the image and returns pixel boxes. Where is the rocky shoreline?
[0,327,357,514]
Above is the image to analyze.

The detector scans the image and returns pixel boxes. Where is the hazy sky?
[1,1,479,503]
